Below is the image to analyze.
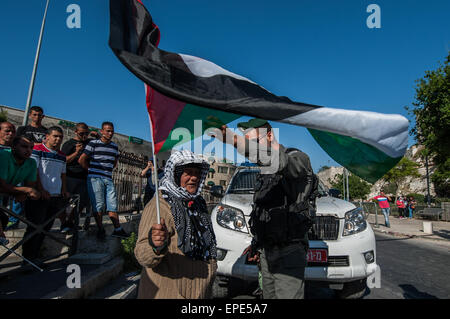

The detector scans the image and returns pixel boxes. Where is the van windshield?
[228,169,329,196]
[228,170,259,194]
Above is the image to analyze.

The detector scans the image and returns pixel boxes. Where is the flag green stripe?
[308,129,402,183]
[159,104,242,152]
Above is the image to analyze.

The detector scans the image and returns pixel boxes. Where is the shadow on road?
[433,230,450,240]
[399,284,438,299]
[375,236,414,243]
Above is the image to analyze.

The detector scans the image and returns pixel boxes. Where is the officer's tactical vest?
[249,148,319,248]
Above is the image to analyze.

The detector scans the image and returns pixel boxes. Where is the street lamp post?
[23,0,50,126]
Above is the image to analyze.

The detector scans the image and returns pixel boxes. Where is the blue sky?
[0,0,449,172]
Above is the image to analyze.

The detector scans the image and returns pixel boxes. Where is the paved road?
[233,233,450,299]
[364,233,450,299]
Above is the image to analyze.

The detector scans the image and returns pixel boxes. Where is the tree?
[329,173,372,201]
[381,157,420,199]
[0,108,7,122]
[406,52,450,197]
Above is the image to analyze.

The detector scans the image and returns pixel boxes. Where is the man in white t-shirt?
[22,126,69,266]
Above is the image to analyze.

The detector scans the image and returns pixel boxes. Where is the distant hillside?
[317,145,436,199]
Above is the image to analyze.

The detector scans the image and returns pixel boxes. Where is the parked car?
[210,166,379,298]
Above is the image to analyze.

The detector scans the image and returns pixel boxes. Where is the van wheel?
[212,276,229,299]
[335,279,367,299]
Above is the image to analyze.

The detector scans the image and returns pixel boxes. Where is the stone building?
[204,154,237,190]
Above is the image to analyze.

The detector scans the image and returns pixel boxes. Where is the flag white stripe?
[282,107,409,158]
[179,54,256,84]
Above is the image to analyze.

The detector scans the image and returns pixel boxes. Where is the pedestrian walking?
[396,196,406,219]
[78,121,129,239]
[134,150,217,299]
[408,196,416,219]
[373,192,392,227]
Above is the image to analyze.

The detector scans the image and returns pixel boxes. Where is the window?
[220,180,227,186]
[218,166,228,174]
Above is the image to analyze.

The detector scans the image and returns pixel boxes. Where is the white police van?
[210,165,379,298]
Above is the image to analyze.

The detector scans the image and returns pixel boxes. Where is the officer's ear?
[267,129,274,143]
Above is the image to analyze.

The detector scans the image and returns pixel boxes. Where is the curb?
[371,227,449,243]
[42,257,124,299]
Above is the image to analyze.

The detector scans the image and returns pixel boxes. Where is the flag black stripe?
[109,0,322,121]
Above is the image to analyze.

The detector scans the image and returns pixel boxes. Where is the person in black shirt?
[16,106,48,144]
[61,122,92,231]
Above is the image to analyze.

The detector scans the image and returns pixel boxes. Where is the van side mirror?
[210,185,224,198]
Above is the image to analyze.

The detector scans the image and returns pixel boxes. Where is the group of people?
[396,196,417,219]
[2,110,320,299]
[373,191,417,228]
[0,106,129,268]
[134,118,317,299]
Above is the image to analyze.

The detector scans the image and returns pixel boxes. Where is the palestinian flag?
[109,0,409,183]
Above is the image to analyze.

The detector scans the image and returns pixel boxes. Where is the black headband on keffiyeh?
[159,150,216,261]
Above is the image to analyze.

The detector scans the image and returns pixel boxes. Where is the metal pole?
[346,169,350,201]
[0,241,44,272]
[23,0,50,126]
[342,168,346,200]
[425,155,431,207]
[146,86,161,224]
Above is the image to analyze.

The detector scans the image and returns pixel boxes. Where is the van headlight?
[215,205,248,233]
[343,207,367,236]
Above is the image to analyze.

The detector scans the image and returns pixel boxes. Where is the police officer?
[212,118,317,299]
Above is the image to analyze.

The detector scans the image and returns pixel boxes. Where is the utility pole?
[346,168,350,201]
[425,154,431,207]
[23,0,50,126]
[342,168,346,200]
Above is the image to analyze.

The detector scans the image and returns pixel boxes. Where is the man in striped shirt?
[79,122,129,239]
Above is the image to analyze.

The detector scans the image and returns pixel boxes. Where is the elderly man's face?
[0,122,15,145]
[180,167,202,194]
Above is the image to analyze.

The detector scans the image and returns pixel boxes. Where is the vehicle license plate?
[307,249,328,263]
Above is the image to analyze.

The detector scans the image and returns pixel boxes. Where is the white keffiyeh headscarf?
[159,150,210,200]
[158,150,216,260]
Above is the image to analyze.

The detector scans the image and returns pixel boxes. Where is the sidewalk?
[0,213,140,299]
[367,213,450,242]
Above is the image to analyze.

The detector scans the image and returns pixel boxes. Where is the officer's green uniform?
[238,119,315,299]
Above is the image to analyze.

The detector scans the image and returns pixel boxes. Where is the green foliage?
[121,232,141,272]
[382,157,420,196]
[329,172,372,200]
[0,108,7,122]
[431,157,450,197]
[382,182,398,195]
[406,52,450,197]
